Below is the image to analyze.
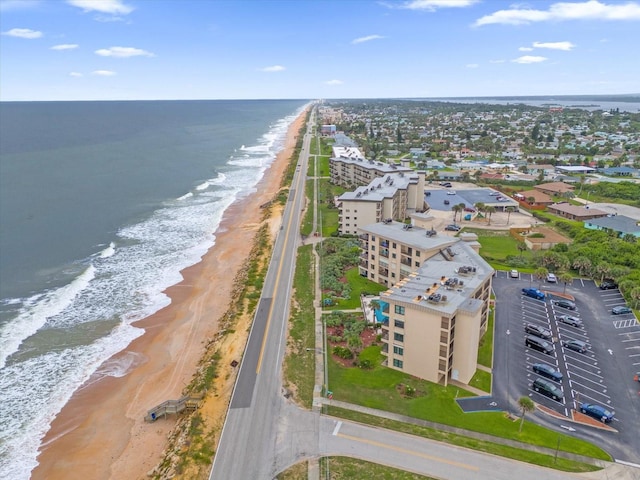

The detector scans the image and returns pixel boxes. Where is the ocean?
[0,99,308,479]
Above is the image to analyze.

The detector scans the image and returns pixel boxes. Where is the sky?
[1,0,639,101]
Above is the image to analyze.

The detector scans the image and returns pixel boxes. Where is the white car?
[546,273,557,283]
[510,269,519,279]
[446,190,456,195]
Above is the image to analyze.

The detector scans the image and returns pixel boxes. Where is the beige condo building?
[358,221,493,385]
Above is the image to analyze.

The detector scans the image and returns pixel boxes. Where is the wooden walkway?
[145,395,203,422]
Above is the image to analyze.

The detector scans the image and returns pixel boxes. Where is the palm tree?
[558,271,573,294]
[534,267,548,288]
[505,206,515,225]
[572,256,592,277]
[452,204,463,222]
[518,396,535,433]
[485,205,496,225]
[517,241,528,258]
[527,196,536,206]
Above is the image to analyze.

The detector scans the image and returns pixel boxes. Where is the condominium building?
[358,221,493,385]
[337,172,427,235]
[330,146,413,188]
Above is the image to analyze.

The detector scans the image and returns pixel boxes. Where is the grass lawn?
[469,369,491,393]
[317,155,330,177]
[325,408,602,473]
[326,267,387,310]
[301,179,315,236]
[321,457,436,480]
[477,310,494,368]
[463,228,536,272]
[283,245,316,408]
[328,346,610,461]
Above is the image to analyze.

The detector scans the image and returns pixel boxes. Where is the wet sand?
[32,109,308,480]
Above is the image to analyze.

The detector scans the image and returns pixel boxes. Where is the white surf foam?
[99,242,116,259]
[0,264,96,369]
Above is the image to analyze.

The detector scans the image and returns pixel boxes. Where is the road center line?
[337,432,480,472]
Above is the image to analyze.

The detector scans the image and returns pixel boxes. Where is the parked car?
[532,363,563,382]
[562,339,588,353]
[557,314,583,328]
[553,299,576,310]
[509,269,519,279]
[445,224,461,231]
[489,191,500,196]
[580,403,615,423]
[532,377,564,401]
[440,182,452,187]
[464,207,475,212]
[612,306,632,315]
[522,288,545,300]
[525,323,552,340]
[525,335,554,355]
[546,273,557,283]
[599,280,618,290]
[446,190,456,195]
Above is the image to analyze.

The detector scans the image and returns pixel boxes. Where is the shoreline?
[32,108,308,480]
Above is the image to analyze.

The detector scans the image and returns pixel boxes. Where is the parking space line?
[565,363,603,378]
[621,338,640,343]
[563,355,598,369]
[567,370,606,386]
[573,390,615,408]
[628,354,640,357]
[528,388,565,405]
[570,380,610,399]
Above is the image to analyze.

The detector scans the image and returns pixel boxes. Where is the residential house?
[534,182,575,196]
[584,215,640,238]
[547,203,608,221]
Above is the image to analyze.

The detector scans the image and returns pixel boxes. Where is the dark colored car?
[445,224,461,231]
[525,335,554,355]
[599,280,618,290]
[562,339,588,353]
[444,199,450,205]
[580,403,615,423]
[553,299,576,310]
[532,363,563,382]
[612,306,632,315]
[557,314,583,328]
[522,288,545,300]
[532,377,564,401]
[525,323,552,340]
[440,182,453,187]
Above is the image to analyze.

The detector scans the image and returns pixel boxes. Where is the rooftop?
[359,221,458,251]
[381,240,492,316]
[585,215,640,234]
[548,202,608,217]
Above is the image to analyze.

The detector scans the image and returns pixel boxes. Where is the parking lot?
[492,271,640,462]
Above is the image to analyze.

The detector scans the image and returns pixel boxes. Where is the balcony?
[378,267,389,277]
[401,246,412,256]
[380,240,389,248]
[380,248,389,258]
[381,343,389,355]
[400,257,412,267]
[359,259,368,269]
[381,332,389,342]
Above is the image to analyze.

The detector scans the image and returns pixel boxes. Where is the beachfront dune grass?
[327,346,610,462]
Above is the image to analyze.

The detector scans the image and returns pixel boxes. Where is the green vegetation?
[325,267,386,310]
[584,181,640,207]
[324,408,603,473]
[327,346,610,461]
[321,457,436,479]
[301,179,314,236]
[284,245,316,408]
[318,178,343,237]
[464,228,536,271]
[477,310,494,368]
[275,461,307,480]
[469,369,491,393]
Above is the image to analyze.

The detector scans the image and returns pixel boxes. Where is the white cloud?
[398,0,478,11]
[261,65,285,72]
[95,46,154,58]
[519,47,534,51]
[51,43,79,50]
[91,70,116,76]
[1,28,42,39]
[532,41,575,51]
[466,63,479,68]
[69,72,83,77]
[489,59,506,63]
[512,55,548,64]
[352,34,384,44]
[67,0,133,14]
[475,1,640,26]
[0,1,41,12]
[325,79,344,85]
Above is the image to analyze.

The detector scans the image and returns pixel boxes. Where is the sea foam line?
[0,264,96,369]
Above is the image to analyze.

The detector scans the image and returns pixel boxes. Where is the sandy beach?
[32,109,308,480]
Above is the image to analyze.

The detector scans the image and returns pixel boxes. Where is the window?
[394,319,405,329]
[415,261,420,267]
[393,345,404,355]
[371,254,375,260]
[416,251,421,257]
[391,253,396,259]
[371,245,375,251]
[371,235,376,241]
[392,242,397,248]
[394,332,404,342]
[394,305,405,315]
[393,359,404,368]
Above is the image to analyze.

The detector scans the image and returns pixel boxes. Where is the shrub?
[332,346,353,359]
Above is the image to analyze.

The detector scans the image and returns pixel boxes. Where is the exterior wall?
[339,200,381,235]
[451,309,481,384]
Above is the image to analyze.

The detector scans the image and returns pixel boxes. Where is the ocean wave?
[99,242,116,259]
[0,264,96,369]
[177,192,193,201]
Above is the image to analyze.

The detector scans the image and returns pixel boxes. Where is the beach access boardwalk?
[145,395,202,422]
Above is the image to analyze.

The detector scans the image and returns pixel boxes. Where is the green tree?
[518,396,535,433]
[485,205,496,225]
[505,206,515,225]
[452,204,464,222]
[517,241,528,258]
[535,267,549,288]
[558,271,573,294]
[572,256,592,276]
